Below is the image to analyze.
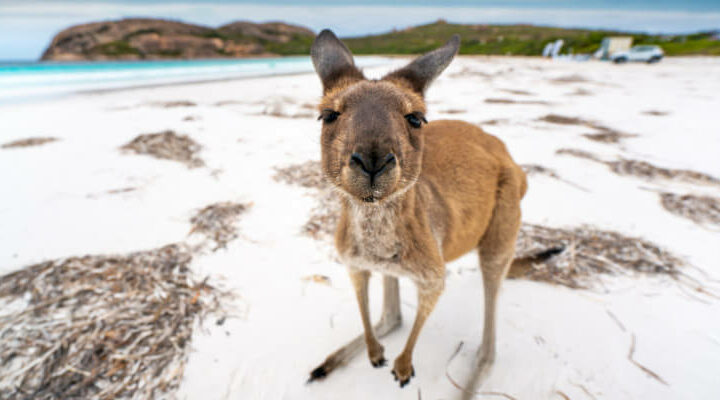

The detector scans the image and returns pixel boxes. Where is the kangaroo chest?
[340,205,407,277]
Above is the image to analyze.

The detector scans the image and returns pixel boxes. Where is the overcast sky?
[1,0,719,60]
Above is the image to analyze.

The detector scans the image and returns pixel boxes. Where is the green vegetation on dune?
[262,34,315,54]
[640,38,720,55]
[197,30,229,40]
[157,49,183,57]
[269,22,720,56]
[341,23,604,55]
[92,41,141,57]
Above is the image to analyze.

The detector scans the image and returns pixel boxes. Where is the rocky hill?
[41,19,720,61]
[41,18,315,61]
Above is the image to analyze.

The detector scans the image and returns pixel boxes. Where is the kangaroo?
[307,30,528,389]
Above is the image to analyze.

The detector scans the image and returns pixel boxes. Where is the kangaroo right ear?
[383,35,460,95]
[311,29,364,94]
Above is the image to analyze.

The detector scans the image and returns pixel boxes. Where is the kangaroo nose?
[350,152,396,179]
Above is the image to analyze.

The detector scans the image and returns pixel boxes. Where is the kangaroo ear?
[311,29,364,93]
[383,35,460,95]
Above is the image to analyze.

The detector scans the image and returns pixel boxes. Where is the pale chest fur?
[339,204,409,277]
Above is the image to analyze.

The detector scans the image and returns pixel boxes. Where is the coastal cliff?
[41,18,314,61]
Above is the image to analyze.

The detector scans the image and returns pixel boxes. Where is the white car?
[611,45,664,63]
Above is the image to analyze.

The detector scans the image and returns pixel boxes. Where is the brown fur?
[308,30,526,391]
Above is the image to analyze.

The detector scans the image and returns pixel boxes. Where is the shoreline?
[0,56,389,106]
[1,69,319,107]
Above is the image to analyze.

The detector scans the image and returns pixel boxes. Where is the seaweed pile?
[2,137,58,149]
[556,148,720,186]
[0,244,229,400]
[189,202,251,250]
[121,130,204,168]
[659,192,720,227]
[512,224,692,290]
[273,161,340,240]
[539,114,636,144]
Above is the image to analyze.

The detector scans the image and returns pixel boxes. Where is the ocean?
[0,56,387,104]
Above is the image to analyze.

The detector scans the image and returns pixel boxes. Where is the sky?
[1,0,719,60]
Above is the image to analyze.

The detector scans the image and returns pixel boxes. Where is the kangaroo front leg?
[308,275,402,382]
[347,269,386,367]
[391,280,443,388]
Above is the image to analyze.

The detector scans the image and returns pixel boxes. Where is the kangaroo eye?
[405,112,426,128]
[319,109,340,124]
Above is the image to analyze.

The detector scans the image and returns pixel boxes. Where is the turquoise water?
[0,57,386,103]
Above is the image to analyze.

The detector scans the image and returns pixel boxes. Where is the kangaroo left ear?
[311,29,365,94]
[383,35,460,95]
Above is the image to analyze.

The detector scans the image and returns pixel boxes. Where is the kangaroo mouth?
[340,164,399,204]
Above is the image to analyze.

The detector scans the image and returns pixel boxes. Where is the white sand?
[1,56,719,400]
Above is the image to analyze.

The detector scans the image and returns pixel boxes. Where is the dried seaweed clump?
[555,148,600,161]
[150,100,197,108]
[2,137,58,149]
[302,189,341,240]
[521,164,560,179]
[439,109,467,114]
[480,118,508,126]
[500,88,533,96]
[0,244,228,400]
[556,148,720,187]
[643,110,669,116]
[539,114,636,144]
[513,224,687,289]
[539,114,586,125]
[121,130,204,168]
[190,202,250,250]
[607,160,720,186]
[273,161,329,190]
[567,88,593,96]
[520,164,589,192]
[485,98,549,105]
[550,74,590,84]
[583,131,636,144]
[273,161,340,240]
[659,193,720,226]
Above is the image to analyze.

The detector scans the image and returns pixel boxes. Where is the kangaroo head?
[311,30,459,204]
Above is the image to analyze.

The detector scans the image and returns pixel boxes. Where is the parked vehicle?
[611,45,664,63]
[595,36,633,60]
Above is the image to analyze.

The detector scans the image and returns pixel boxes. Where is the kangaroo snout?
[350,152,396,181]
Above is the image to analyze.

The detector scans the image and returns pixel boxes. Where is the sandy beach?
[1,56,719,399]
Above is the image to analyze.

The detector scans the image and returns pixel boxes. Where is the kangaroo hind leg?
[462,171,522,398]
[308,274,402,382]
